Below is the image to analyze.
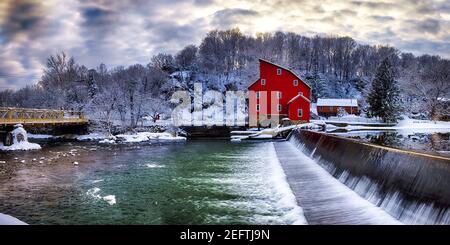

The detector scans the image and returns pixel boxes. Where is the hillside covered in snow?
[0,28,448,130]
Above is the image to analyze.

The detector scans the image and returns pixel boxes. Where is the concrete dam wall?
[288,129,450,224]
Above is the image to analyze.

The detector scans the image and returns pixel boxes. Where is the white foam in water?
[102,195,116,205]
[145,163,165,168]
[86,187,116,206]
[266,143,308,225]
[184,143,307,225]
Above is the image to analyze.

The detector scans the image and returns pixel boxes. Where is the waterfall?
[288,129,450,224]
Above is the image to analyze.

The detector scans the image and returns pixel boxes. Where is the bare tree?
[176,45,198,69]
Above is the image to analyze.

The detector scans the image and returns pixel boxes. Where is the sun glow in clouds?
[0,0,449,89]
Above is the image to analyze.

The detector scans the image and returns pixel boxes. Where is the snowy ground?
[330,117,450,134]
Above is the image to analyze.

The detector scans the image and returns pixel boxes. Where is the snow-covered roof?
[317,98,358,107]
[258,59,311,89]
[287,93,311,104]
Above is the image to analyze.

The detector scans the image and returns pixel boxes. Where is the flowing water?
[0,140,304,225]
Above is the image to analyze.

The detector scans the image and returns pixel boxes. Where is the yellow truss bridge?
[0,107,88,127]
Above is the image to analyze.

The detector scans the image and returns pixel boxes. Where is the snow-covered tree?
[151,53,176,73]
[367,58,403,123]
[402,56,450,120]
[337,107,348,117]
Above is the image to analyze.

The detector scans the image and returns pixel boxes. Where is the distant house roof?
[317,98,358,107]
[287,93,311,104]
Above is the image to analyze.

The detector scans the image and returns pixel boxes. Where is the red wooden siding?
[248,59,311,125]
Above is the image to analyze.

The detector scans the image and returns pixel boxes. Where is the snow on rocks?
[0,141,41,151]
[99,138,116,144]
[75,131,186,144]
[27,134,57,139]
[99,132,186,144]
[0,124,41,151]
[75,133,110,141]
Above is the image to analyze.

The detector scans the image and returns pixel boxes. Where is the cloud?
[81,6,119,30]
[350,1,397,9]
[0,0,449,89]
[412,18,441,34]
[370,15,395,22]
[0,0,48,43]
[211,8,259,28]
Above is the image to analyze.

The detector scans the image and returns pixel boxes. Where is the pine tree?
[310,60,326,102]
[367,58,403,123]
[87,70,98,99]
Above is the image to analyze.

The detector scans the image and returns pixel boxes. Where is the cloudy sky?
[0,0,449,89]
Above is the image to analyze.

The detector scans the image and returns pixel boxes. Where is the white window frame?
[256,104,260,112]
[277,68,282,75]
[298,109,303,117]
[293,80,298,86]
[277,91,282,99]
[278,104,282,112]
[261,79,266,85]
[256,91,260,99]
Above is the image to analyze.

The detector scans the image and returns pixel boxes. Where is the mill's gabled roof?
[257,59,311,89]
[287,93,311,104]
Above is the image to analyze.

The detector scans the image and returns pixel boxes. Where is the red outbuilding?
[248,59,311,127]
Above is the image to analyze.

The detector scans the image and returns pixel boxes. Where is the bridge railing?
[0,107,87,125]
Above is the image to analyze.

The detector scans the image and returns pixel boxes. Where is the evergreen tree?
[310,60,326,102]
[367,58,402,122]
[87,70,98,99]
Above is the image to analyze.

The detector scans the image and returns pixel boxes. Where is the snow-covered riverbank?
[100,132,186,144]
[77,132,187,144]
[29,131,187,143]
[325,117,450,134]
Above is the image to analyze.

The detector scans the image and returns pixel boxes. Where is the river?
[0,140,304,225]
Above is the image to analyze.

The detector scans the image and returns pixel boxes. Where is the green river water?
[0,140,303,224]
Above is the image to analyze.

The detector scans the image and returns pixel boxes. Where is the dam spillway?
[281,129,450,225]
[274,141,401,224]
